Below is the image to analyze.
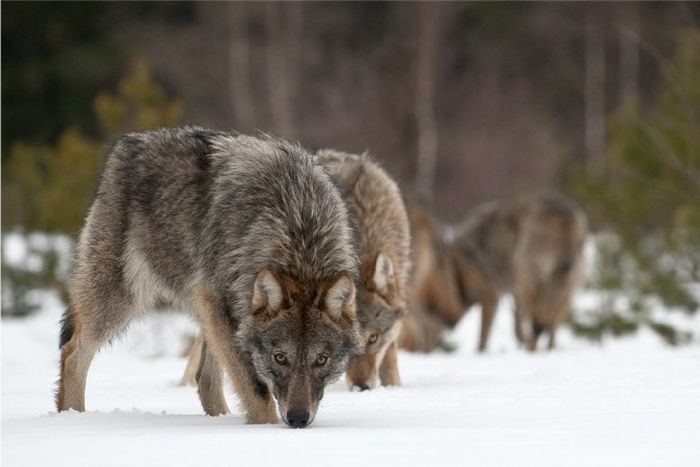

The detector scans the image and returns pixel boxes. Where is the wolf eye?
[368,333,379,345]
[315,354,328,366]
[273,353,288,365]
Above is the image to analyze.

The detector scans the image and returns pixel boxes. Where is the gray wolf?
[56,127,362,428]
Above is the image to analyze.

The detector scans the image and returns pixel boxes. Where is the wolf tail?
[59,306,75,349]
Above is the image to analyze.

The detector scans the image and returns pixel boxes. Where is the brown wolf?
[400,193,587,352]
[316,149,411,390]
[398,203,461,352]
[56,128,362,428]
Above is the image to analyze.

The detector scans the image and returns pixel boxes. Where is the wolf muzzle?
[285,408,310,428]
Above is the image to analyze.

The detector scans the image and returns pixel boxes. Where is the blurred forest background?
[2,2,699,344]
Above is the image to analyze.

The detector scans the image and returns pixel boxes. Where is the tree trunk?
[584,5,606,172]
[265,2,301,138]
[228,2,255,130]
[414,3,440,205]
[619,3,639,110]
[285,2,303,112]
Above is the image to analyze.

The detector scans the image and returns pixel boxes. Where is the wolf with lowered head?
[56,128,362,428]
[316,149,411,391]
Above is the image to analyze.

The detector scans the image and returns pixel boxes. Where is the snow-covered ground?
[2,289,700,467]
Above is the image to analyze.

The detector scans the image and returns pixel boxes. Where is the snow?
[3,291,700,466]
[2,231,73,274]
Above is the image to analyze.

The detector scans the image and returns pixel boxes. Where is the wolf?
[316,149,411,390]
[398,204,460,352]
[400,194,587,352]
[56,127,362,428]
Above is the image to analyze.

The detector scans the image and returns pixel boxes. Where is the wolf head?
[346,252,406,390]
[240,268,361,428]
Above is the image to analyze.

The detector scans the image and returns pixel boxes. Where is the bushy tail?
[59,306,74,349]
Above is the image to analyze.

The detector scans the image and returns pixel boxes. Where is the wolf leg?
[196,338,229,416]
[546,282,576,351]
[527,321,545,352]
[225,346,277,424]
[547,327,557,350]
[56,298,132,411]
[195,288,278,424]
[546,303,569,351]
[56,312,98,412]
[512,296,528,345]
[179,332,203,387]
[477,295,498,352]
[379,340,401,386]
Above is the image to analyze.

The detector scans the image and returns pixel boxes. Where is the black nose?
[353,383,370,392]
[286,409,310,428]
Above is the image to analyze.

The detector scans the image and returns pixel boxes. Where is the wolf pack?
[56,127,587,428]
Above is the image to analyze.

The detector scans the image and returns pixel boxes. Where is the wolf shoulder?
[316,148,411,288]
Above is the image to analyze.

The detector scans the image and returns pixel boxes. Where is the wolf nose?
[286,409,310,428]
[353,383,370,391]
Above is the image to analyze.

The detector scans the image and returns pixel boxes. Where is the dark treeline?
[3,2,696,219]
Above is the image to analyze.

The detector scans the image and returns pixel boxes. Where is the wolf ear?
[371,252,395,297]
[252,269,283,313]
[325,274,356,321]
